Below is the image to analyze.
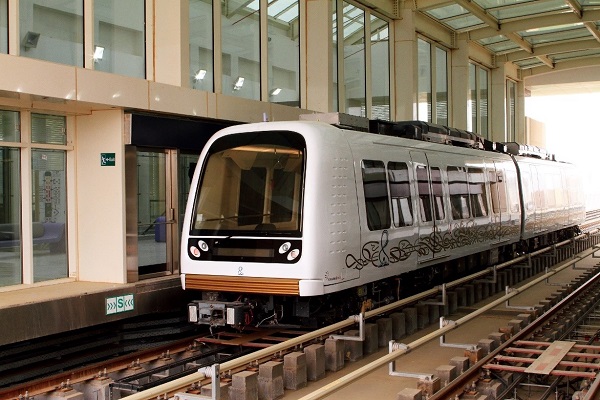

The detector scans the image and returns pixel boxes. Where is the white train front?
[181,119,585,327]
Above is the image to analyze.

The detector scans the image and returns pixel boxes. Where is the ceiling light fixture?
[233,76,245,91]
[270,88,282,96]
[194,69,207,81]
[93,46,105,61]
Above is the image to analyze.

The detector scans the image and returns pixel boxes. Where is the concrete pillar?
[325,338,345,372]
[416,303,429,329]
[305,0,334,112]
[377,317,393,348]
[393,5,417,120]
[344,330,364,361]
[229,370,258,400]
[304,344,326,381]
[404,307,418,334]
[363,323,379,355]
[450,33,470,129]
[390,312,406,339]
[435,364,457,385]
[258,361,284,400]
[283,352,307,390]
[397,388,423,400]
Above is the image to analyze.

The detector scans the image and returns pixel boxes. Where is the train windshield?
[191,131,305,236]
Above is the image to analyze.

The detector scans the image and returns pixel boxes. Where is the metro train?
[181,115,585,328]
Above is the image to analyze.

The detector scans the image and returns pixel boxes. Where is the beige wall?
[76,110,127,283]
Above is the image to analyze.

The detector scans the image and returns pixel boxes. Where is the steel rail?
[297,245,600,400]
[121,232,600,400]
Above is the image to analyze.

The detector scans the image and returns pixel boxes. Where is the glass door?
[126,147,180,281]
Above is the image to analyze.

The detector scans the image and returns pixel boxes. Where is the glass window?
[371,15,390,121]
[468,63,476,132]
[435,47,448,126]
[431,167,445,220]
[448,166,470,219]
[332,0,338,112]
[0,110,20,142]
[416,165,433,222]
[193,131,304,235]
[19,0,84,67]
[417,38,432,122]
[268,0,300,107]
[479,67,489,137]
[93,0,145,78]
[0,147,22,287]
[388,162,412,227]
[506,170,520,213]
[418,38,450,125]
[343,2,366,117]
[32,149,67,283]
[31,113,66,145]
[222,0,260,100]
[489,169,507,214]
[506,79,517,141]
[467,63,490,138]
[362,160,390,230]
[0,0,7,54]
[190,0,214,92]
[467,168,488,217]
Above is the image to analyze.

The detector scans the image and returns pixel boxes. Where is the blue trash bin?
[154,216,166,242]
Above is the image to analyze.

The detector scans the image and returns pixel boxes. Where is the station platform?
[0,276,191,346]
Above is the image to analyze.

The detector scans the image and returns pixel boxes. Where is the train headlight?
[287,249,300,261]
[198,240,209,252]
[190,246,201,258]
[279,242,291,254]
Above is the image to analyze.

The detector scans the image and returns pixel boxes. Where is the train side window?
[489,169,508,214]
[388,162,413,227]
[448,166,470,219]
[467,168,488,217]
[505,171,529,213]
[416,165,433,222]
[361,160,391,230]
[431,167,445,221]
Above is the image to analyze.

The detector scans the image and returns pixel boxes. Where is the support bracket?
[388,340,434,380]
[504,286,535,311]
[438,317,477,351]
[422,283,447,306]
[330,313,365,342]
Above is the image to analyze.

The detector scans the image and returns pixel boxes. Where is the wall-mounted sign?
[101,153,116,166]
[106,294,134,315]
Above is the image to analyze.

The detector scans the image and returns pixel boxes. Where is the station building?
[0,0,599,344]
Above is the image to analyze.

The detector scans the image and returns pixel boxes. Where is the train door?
[125,147,182,281]
[489,162,510,243]
[410,151,437,263]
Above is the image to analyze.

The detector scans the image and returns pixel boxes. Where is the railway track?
[4,214,600,400]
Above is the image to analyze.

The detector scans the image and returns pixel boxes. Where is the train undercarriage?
[188,226,580,331]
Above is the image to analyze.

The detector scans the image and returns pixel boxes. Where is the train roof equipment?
[299,112,558,162]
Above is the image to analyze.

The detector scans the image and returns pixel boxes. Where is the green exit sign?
[101,153,115,166]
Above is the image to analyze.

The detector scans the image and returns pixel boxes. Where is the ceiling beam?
[499,38,600,62]
[536,54,555,68]
[454,0,499,30]
[504,32,533,53]
[523,55,600,76]
[414,0,456,11]
[584,21,600,43]
[469,9,600,40]
[564,0,582,18]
